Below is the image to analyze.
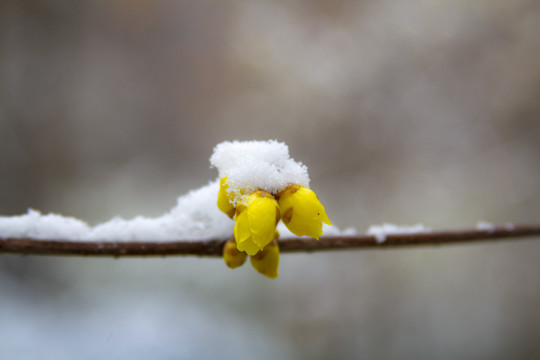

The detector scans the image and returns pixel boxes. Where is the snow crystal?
[476,221,495,232]
[367,223,431,244]
[0,180,234,242]
[210,140,310,203]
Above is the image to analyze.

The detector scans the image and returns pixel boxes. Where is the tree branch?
[0,224,539,257]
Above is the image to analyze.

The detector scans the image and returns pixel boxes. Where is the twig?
[0,224,539,257]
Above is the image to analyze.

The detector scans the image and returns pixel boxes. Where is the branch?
[1,224,539,257]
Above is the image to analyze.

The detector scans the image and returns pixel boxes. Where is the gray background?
[1,0,539,359]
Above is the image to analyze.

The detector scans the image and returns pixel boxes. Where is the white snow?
[210,140,310,204]
[0,178,354,241]
[367,223,431,244]
[0,209,91,240]
[276,222,356,238]
[476,221,495,232]
[0,140,356,242]
[0,180,234,241]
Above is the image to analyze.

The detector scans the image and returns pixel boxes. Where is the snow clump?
[210,140,310,204]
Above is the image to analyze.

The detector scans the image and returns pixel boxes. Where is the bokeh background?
[1,0,539,359]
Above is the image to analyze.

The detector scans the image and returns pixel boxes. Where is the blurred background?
[1,0,539,358]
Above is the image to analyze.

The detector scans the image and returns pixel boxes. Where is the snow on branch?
[1,141,538,259]
[1,224,539,257]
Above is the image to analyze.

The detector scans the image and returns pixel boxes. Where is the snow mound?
[0,181,234,242]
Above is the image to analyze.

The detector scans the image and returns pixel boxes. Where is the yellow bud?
[234,190,280,256]
[217,177,236,218]
[276,185,331,240]
[223,238,247,269]
[250,238,279,279]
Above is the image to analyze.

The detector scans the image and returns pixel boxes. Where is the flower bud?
[223,237,247,269]
[276,185,331,240]
[250,237,279,279]
[234,190,280,256]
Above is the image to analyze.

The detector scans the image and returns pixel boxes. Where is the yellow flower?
[250,235,280,279]
[217,177,236,218]
[223,237,247,269]
[234,190,280,256]
[276,185,331,239]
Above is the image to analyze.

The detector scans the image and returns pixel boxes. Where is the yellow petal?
[234,208,257,254]
[250,238,279,279]
[223,238,247,269]
[233,205,250,242]
[234,190,280,255]
[277,185,331,240]
[217,177,235,218]
[236,237,260,256]
[247,192,280,247]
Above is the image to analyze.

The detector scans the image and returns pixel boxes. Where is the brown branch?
[1,224,539,257]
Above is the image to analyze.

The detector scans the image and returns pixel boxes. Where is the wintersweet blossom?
[250,236,279,279]
[223,237,247,269]
[276,185,331,240]
[217,180,331,278]
[217,181,331,278]
[212,140,332,278]
[234,190,281,256]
